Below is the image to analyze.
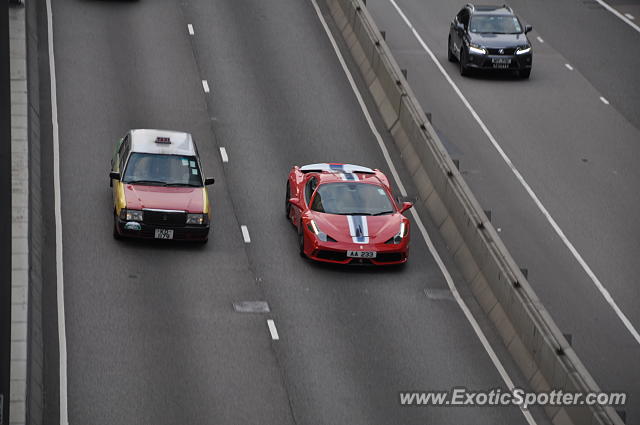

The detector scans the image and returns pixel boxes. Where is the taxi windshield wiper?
[165,182,202,187]
[124,179,167,186]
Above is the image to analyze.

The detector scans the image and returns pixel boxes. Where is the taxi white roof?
[129,129,197,156]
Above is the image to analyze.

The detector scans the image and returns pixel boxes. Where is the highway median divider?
[322,1,624,424]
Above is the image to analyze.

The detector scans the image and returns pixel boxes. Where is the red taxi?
[110,129,214,242]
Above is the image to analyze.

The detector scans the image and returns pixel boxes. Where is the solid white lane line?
[592,0,640,32]
[219,147,229,163]
[564,63,574,71]
[600,96,610,105]
[308,0,406,197]
[387,0,640,347]
[624,13,635,20]
[45,0,69,423]
[410,208,539,425]
[187,24,194,35]
[536,36,544,43]
[241,225,251,243]
[310,1,536,424]
[267,319,280,340]
[202,80,210,93]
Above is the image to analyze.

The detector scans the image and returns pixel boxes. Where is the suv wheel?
[459,49,469,76]
[447,36,455,62]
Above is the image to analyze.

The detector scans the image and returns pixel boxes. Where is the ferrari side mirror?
[399,202,413,214]
[288,197,304,210]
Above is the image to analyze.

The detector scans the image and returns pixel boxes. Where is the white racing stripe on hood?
[347,215,369,244]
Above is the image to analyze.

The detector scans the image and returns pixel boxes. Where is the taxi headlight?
[120,209,143,222]
[516,46,531,55]
[468,44,486,55]
[186,213,209,225]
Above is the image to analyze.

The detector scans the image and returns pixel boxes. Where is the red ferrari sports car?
[286,163,413,265]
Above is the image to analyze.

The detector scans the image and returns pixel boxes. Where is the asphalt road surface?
[366,0,640,422]
[44,0,555,424]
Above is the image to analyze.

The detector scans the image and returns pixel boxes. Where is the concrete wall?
[323,1,623,424]
[23,1,46,423]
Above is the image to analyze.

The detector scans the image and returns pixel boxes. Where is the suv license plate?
[154,229,174,239]
[347,251,376,258]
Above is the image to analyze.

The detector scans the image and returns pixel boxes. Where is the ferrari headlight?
[307,220,335,242]
[120,209,143,222]
[516,46,531,55]
[468,44,486,55]
[186,213,209,225]
[386,222,408,244]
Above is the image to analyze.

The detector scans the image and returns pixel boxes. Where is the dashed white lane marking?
[240,225,251,243]
[310,1,536,424]
[625,13,635,20]
[187,24,194,35]
[219,147,229,163]
[387,0,640,347]
[45,0,69,422]
[202,80,210,93]
[592,0,640,32]
[600,96,610,105]
[536,36,544,43]
[564,63,574,71]
[267,319,280,340]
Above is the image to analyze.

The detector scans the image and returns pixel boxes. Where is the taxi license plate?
[154,228,174,239]
[347,251,376,258]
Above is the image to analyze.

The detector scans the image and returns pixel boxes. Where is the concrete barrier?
[323,1,624,424]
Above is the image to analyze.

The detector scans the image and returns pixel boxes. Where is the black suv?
[448,4,533,78]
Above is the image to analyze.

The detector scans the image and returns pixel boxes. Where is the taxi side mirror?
[205,177,215,186]
[288,197,303,210]
[110,171,120,180]
[399,202,413,214]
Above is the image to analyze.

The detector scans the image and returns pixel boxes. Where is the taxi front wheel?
[113,212,122,240]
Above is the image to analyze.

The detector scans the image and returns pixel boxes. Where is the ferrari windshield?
[469,15,522,34]
[311,182,394,215]
[123,153,203,186]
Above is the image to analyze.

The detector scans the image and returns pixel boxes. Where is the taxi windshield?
[123,153,203,187]
[311,182,394,215]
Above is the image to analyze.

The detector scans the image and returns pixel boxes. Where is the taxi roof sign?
[129,129,197,156]
[155,136,171,144]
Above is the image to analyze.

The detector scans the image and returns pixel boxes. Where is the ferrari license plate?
[347,251,377,258]
[154,228,174,239]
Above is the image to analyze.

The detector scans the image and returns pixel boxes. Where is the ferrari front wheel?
[298,228,306,257]
[285,181,291,219]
